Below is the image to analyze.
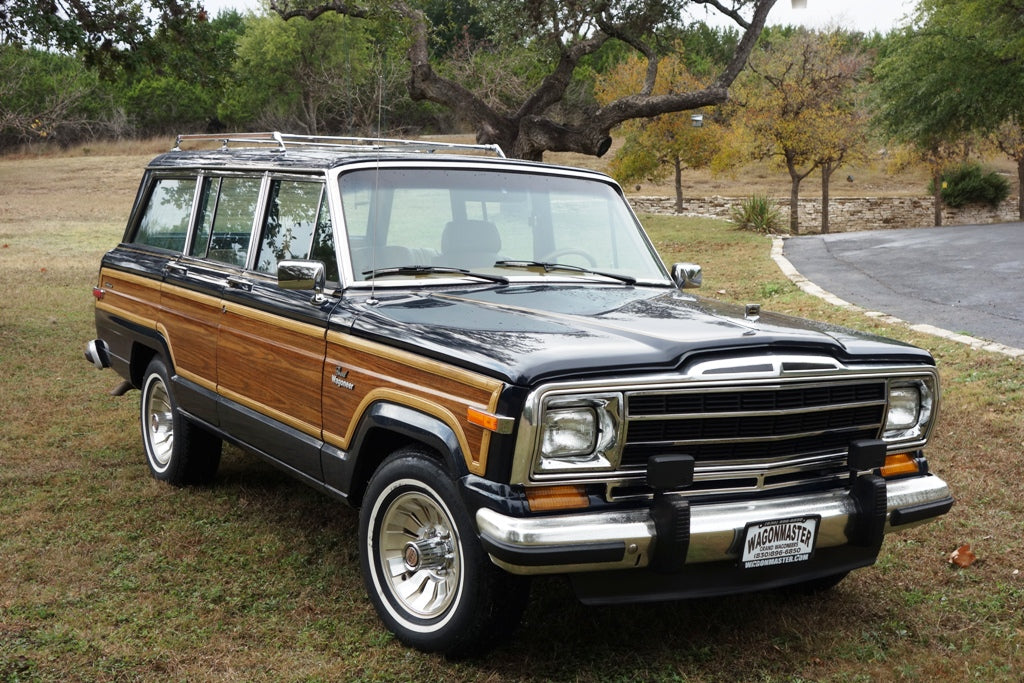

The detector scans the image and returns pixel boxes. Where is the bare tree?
[270,0,778,160]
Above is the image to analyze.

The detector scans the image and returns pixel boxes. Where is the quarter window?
[132,177,197,252]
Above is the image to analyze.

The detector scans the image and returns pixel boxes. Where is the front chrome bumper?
[476,474,952,575]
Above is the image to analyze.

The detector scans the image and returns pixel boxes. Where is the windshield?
[338,166,668,283]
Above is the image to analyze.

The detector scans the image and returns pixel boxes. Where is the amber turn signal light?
[526,485,589,512]
[880,452,920,478]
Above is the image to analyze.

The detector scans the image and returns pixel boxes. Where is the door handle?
[226,275,253,292]
[164,262,188,276]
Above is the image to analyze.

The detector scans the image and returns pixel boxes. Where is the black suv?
[86,132,953,654]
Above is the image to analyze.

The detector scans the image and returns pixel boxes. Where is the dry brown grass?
[1,142,1022,681]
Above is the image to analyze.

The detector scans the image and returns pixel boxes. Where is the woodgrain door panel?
[322,329,504,475]
[159,263,224,392]
[217,282,335,478]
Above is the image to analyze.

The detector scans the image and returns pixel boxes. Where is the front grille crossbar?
[621,379,887,495]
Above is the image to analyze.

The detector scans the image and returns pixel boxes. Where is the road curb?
[771,236,1024,360]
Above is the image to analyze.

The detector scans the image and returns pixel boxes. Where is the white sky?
[764,0,918,33]
[203,0,919,35]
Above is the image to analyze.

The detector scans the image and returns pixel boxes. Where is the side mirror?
[278,259,327,302]
[671,262,703,289]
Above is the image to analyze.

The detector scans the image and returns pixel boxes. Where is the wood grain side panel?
[95,268,160,331]
[323,331,504,475]
[218,303,326,437]
[159,284,220,387]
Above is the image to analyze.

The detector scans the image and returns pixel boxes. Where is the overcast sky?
[204,0,919,34]
[762,0,917,33]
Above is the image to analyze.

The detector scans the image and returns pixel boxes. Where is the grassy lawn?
[1,154,1022,682]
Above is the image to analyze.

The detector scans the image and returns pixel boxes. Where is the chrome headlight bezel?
[882,376,937,444]
[533,392,625,475]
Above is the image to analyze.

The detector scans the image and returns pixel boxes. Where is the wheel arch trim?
[325,396,472,505]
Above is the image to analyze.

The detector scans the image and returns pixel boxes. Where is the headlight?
[536,393,623,473]
[541,409,597,457]
[883,378,936,443]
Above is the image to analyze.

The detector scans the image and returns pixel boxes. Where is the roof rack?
[172,131,506,158]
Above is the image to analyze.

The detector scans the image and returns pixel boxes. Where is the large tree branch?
[590,0,776,132]
[269,0,371,21]
[514,32,609,119]
[692,0,752,30]
[712,0,776,88]
[271,0,778,160]
[595,16,659,96]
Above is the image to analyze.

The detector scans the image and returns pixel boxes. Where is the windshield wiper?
[362,265,508,285]
[493,260,636,285]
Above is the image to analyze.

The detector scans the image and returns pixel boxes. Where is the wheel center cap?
[402,532,451,573]
[403,544,420,569]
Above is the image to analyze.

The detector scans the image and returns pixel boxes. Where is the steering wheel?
[541,248,598,267]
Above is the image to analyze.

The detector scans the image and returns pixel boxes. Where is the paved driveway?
[782,223,1024,350]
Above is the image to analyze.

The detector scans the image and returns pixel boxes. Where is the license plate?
[741,516,819,569]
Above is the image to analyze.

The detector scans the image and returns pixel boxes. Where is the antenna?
[367,69,386,307]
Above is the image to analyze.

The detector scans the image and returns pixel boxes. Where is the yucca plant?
[729,194,784,234]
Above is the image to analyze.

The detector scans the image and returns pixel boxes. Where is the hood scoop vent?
[686,355,844,379]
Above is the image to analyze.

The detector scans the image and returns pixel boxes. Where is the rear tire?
[140,358,221,486]
[359,447,529,656]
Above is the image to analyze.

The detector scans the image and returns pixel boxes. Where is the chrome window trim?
[327,161,672,288]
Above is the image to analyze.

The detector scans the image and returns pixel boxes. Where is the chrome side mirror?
[278,259,327,302]
[671,262,703,289]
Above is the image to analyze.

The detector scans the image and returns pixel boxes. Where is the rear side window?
[193,176,261,267]
[131,177,197,252]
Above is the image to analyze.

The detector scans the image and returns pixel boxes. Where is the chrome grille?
[621,380,887,496]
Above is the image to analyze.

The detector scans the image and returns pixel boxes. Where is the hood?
[347,284,932,385]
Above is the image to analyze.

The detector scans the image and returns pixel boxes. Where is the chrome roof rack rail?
[172,131,506,158]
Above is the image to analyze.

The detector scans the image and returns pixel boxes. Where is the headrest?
[441,220,501,254]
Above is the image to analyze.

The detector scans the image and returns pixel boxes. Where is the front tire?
[140,358,221,486]
[359,447,529,656]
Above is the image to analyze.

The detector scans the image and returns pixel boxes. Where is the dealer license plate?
[741,516,819,569]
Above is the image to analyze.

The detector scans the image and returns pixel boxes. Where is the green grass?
[1,157,1023,681]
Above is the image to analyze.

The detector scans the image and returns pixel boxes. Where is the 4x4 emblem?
[332,366,355,390]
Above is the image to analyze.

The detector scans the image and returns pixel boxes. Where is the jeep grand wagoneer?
[86,132,953,654]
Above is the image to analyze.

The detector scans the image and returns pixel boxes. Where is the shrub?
[931,162,1011,209]
[730,194,784,234]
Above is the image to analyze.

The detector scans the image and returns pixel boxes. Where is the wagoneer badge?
[332,366,355,390]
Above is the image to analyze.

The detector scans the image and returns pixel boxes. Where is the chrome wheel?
[143,374,175,472]
[139,358,221,486]
[360,449,530,654]
[377,486,462,620]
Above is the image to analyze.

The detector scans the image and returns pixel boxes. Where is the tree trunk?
[820,160,832,234]
[789,179,800,235]
[674,155,683,213]
[1018,156,1024,220]
[933,170,943,227]
[786,155,815,235]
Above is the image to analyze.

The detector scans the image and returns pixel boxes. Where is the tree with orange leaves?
[596,50,725,213]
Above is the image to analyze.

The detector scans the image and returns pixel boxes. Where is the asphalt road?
[782,223,1024,350]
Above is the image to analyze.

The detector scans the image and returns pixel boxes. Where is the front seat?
[439,219,501,269]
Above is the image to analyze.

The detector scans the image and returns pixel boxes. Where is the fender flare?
[326,400,471,505]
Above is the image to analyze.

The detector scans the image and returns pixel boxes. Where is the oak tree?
[269,0,779,160]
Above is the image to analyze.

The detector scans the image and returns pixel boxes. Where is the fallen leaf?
[948,543,976,568]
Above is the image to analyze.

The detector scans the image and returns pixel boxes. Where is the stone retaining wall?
[629,195,1020,233]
